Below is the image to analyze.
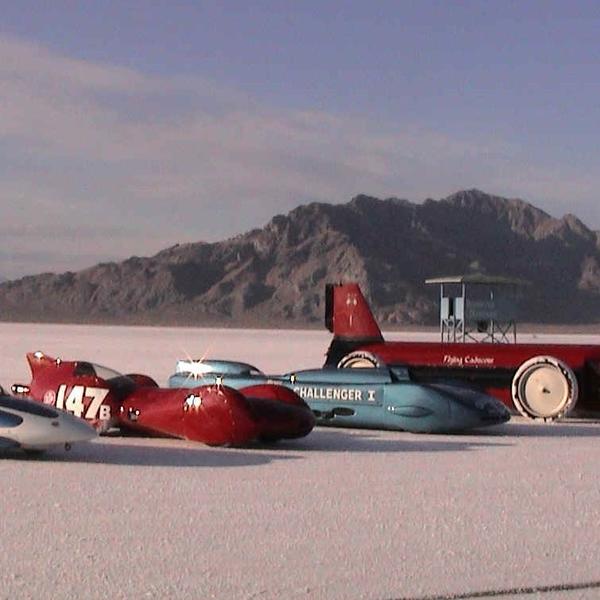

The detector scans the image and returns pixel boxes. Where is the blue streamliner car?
[168,360,510,433]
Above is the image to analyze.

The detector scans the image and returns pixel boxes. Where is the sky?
[1,1,600,279]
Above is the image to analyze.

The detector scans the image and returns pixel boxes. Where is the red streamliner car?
[324,283,600,421]
[12,352,315,445]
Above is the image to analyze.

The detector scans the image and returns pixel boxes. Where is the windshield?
[94,364,124,380]
[74,361,123,380]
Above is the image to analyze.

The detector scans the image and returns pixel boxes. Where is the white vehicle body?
[0,393,96,452]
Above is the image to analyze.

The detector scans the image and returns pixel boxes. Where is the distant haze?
[1,3,600,279]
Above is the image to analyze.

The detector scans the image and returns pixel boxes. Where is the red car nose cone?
[181,387,259,446]
[239,384,316,441]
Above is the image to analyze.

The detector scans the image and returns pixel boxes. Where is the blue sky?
[1,1,600,278]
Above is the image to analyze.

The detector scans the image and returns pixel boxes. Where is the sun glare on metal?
[178,345,212,383]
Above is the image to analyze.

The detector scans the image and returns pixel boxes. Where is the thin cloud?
[0,35,158,92]
[1,34,598,279]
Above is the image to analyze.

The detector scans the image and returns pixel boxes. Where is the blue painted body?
[168,360,510,433]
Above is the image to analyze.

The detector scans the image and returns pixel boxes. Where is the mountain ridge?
[2,189,600,326]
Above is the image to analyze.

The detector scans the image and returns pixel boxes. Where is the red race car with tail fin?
[12,352,315,445]
[324,283,600,421]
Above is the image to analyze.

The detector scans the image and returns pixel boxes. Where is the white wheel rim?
[337,351,379,369]
[344,357,375,368]
[512,355,578,420]
[519,364,570,417]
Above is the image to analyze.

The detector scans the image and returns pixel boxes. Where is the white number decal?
[65,386,85,418]
[56,385,66,410]
[56,385,111,420]
[84,387,110,419]
[98,404,111,421]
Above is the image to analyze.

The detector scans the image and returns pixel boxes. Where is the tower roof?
[425,274,528,286]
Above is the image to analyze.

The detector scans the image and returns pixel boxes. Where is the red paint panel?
[364,341,600,371]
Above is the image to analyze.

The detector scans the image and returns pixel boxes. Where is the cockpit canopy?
[73,361,124,381]
[175,359,264,378]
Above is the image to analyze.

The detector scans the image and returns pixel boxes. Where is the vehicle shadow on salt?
[39,439,301,468]
[494,419,600,438]
[277,427,510,453]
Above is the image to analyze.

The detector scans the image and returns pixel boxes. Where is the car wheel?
[337,351,381,368]
[511,355,578,421]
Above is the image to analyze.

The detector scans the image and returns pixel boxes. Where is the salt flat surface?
[2,323,600,600]
[0,322,333,387]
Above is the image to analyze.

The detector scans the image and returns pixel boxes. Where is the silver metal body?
[0,394,96,452]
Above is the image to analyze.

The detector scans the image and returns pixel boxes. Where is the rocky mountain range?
[1,189,600,326]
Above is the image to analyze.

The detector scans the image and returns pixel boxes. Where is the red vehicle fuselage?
[324,283,600,419]
[13,352,315,445]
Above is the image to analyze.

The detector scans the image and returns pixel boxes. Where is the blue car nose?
[479,398,511,423]
[429,383,511,428]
